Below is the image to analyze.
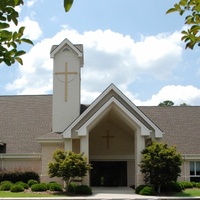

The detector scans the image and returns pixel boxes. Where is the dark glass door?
[90,161,127,186]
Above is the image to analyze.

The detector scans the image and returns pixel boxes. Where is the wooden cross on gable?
[102,130,114,149]
[55,63,78,102]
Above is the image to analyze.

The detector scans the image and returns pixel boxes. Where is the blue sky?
[0,0,200,105]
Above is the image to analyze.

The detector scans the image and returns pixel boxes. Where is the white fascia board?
[50,38,82,58]
[63,85,116,138]
[111,86,163,138]
[63,84,163,138]
[77,97,151,137]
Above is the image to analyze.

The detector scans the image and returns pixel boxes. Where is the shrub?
[49,183,62,191]
[10,185,24,192]
[31,183,47,192]
[139,186,155,196]
[28,179,38,187]
[170,182,182,192]
[135,185,147,194]
[75,185,92,195]
[15,181,29,189]
[46,181,56,190]
[178,181,193,189]
[0,171,40,183]
[192,182,197,187]
[68,182,77,194]
[0,180,13,185]
[196,182,200,188]
[0,181,14,191]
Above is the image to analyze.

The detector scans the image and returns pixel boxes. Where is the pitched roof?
[0,95,52,153]
[0,95,200,155]
[139,106,200,154]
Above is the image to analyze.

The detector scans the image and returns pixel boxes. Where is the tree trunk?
[157,185,161,194]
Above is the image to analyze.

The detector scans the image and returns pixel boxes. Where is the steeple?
[50,39,83,132]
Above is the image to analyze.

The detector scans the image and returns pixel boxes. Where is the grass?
[174,188,200,197]
[0,190,67,197]
[1,188,200,198]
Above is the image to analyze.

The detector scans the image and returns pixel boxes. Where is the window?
[0,143,6,153]
[190,161,200,182]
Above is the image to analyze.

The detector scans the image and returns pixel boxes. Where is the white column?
[80,134,90,185]
[135,128,145,187]
[64,139,72,151]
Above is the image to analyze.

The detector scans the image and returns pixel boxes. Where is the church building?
[0,38,200,187]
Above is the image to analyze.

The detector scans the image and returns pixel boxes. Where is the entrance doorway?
[90,161,127,186]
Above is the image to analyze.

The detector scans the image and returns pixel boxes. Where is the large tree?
[0,0,73,66]
[140,141,182,193]
[167,0,200,49]
[48,149,91,192]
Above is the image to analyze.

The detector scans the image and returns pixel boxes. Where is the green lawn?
[1,188,200,198]
[0,191,67,197]
[174,188,200,197]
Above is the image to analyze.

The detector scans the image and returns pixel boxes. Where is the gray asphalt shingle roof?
[0,95,199,155]
[0,95,52,153]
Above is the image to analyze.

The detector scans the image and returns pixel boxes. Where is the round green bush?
[46,181,56,190]
[195,182,200,188]
[75,185,92,195]
[0,182,14,191]
[135,185,147,194]
[31,183,47,192]
[49,183,62,191]
[15,181,29,189]
[68,182,78,194]
[139,186,155,196]
[28,179,38,187]
[10,185,24,192]
[0,181,13,185]
[170,182,182,192]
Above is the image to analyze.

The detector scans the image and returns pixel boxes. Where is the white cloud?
[5,27,188,105]
[134,85,200,106]
[18,17,42,40]
[26,0,38,7]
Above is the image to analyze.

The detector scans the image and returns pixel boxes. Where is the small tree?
[48,149,91,192]
[140,141,182,194]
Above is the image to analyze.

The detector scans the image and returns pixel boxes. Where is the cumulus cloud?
[133,85,200,106]
[18,17,42,40]
[7,26,199,106]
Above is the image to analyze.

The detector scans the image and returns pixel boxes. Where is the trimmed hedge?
[28,179,38,187]
[135,185,147,194]
[15,181,29,189]
[0,171,40,183]
[0,181,14,191]
[49,183,62,191]
[10,185,24,192]
[139,186,155,196]
[75,185,92,195]
[68,182,78,194]
[31,183,47,192]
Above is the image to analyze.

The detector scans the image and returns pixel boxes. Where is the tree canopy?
[140,141,182,193]
[167,0,200,49]
[0,0,33,66]
[0,0,73,66]
[158,100,175,106]
[48,150,91,191]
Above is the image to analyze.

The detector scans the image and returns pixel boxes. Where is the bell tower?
[50,39,84,133]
